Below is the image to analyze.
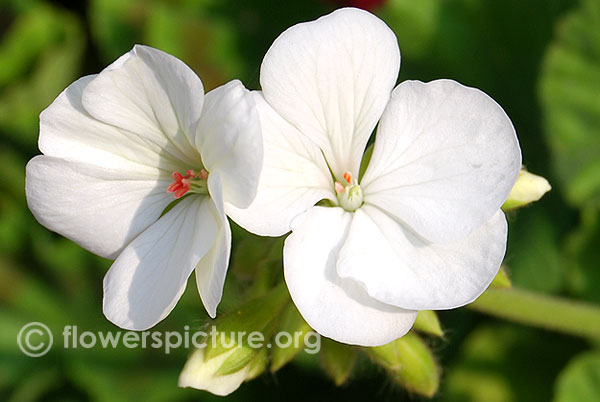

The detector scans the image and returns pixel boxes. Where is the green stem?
[467,288,600,341]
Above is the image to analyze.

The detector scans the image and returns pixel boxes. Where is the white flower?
[228,8,522,346]
[25,45,262,330]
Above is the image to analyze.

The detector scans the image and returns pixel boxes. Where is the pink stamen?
[334,181,344,194]
[199,168,209,180]
[343,171,352,184]
[167,169,206,199]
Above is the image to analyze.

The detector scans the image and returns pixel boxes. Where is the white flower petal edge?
[226,92,334,236]
[195,173,231,318]
[284,207,417,346]
[260,7,400,180]
[338,206,508,310]
[26,156,172,259]
[196,81,263,209]
[103,196,220,330]
[37,75,183,173]
[362,80,521,243]
[82,45,204,167]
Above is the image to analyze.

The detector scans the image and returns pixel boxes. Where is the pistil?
[335,171,363,212]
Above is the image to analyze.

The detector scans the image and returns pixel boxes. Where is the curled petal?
[196,80,263,209]
[196,172,231,317]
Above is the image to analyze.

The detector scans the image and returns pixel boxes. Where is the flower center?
[167,168,209,199]
[335,171,363,212]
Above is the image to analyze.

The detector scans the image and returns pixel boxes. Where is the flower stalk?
[468,287,600,341]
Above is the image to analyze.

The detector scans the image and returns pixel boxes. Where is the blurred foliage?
[554,351,600,402]
[1,0,599,401]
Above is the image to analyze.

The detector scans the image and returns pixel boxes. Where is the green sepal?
[490,267,512,289]
[320,338,357,386]
[413,310,443,337]
[358,143,374,181]
[365,332,439,397]
[245,348,269,381]
[215,346,257,376]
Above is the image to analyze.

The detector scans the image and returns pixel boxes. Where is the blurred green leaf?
[445,324,586,402]
[90,0,243,89]
[88,0,145,61]
[320,338,356,386]
[554,350,600,402]
[68,360,191,402]
[0,3,62,86]
[565,209,600,303]
[378,0,440,59]
[365,332,439,397]
[539,0,600,208]
[0,3,85,146]
[145,2,244,89]
[506,209,563,293]
[7,367,60,402]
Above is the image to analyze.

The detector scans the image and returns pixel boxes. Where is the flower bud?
[178,346,258,396]
[503,169,551,210]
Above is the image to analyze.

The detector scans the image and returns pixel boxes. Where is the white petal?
[194,221,231,318]
[196,173,231,318]
[26,156,172,259]
[284,206,417,346]
[362,80,521,243]
[260,8,400,180]
[103,196,220,330]
[82,45,203,167]
[226,92,333,236]
[338,205,508,310]
[39,75,183,172]
[195,80,263,209]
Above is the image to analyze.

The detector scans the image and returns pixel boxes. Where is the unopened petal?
[179,348,249,396]
[284,206,417,346]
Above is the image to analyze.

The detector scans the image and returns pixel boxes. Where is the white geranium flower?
[25,45,262,330]
[228,8,521,346]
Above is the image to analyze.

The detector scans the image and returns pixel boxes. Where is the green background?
[1,0,599,400]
